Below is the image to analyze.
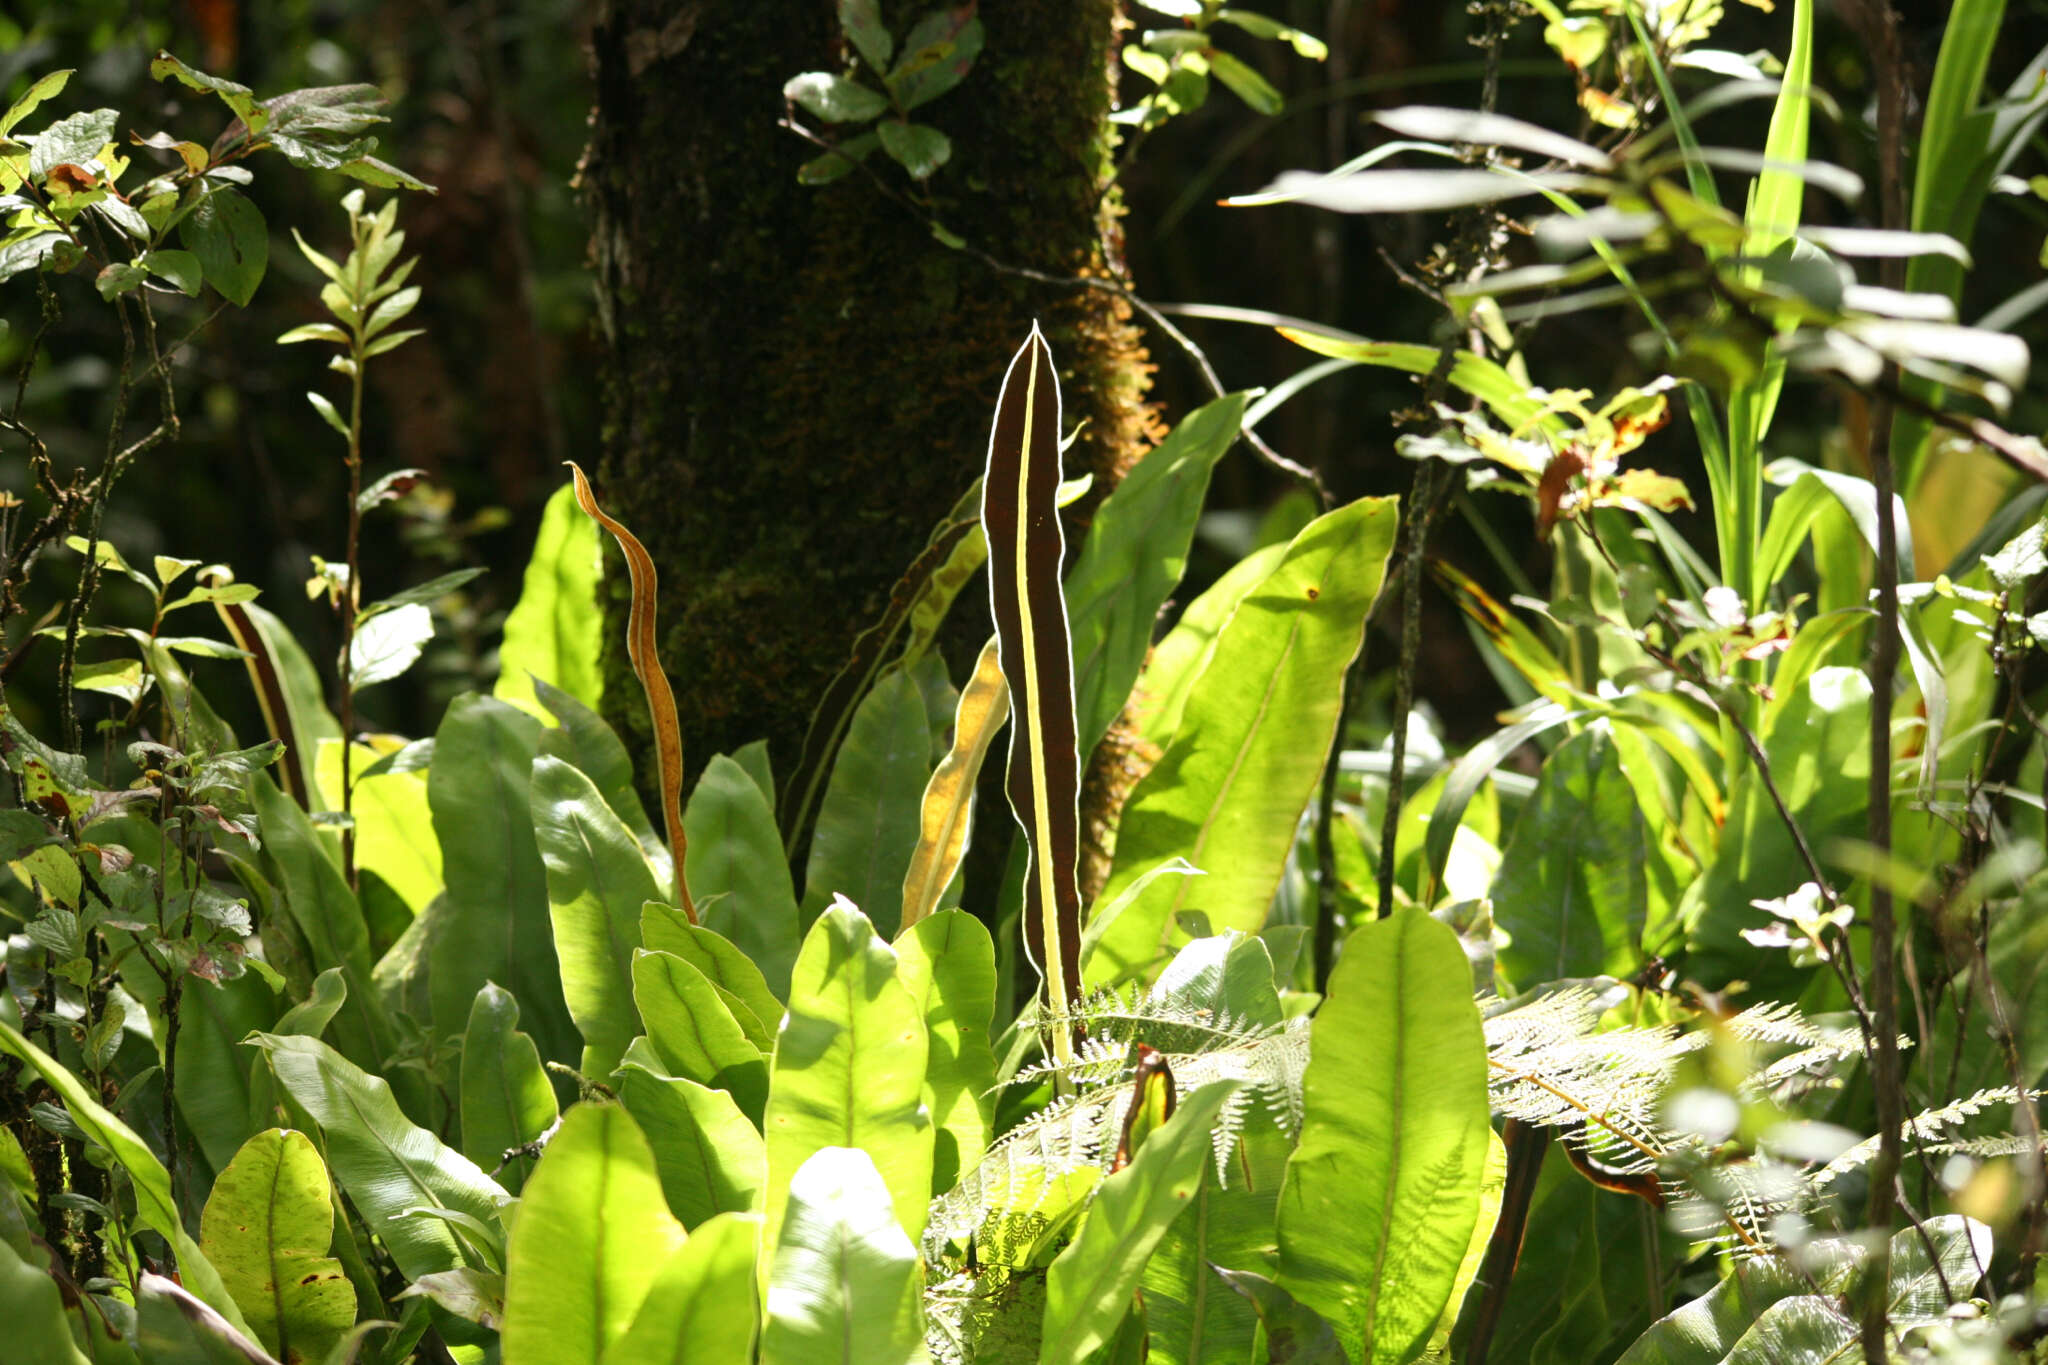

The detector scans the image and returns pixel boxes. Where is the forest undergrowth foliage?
[4,2,2048,1363]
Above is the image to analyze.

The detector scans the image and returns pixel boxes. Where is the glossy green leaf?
[250,1033,511,1282]
[1490,725,1648,987]
[315,740,441,915]
[892,911,997,1194]
[426,694,576,1066]
[180,187,267,305]
[1276,907,1490,1365]
[1133,542,1288,749]
[1066,393,1247,752]
[876,120,950,178]
[502,1103,685,1365]
[1039,1080,1242,1364]
[1140,1115,1291,1365]
[684,755,801,998]
[176,970,279,1176]
[801,667,931,938]
[1089,496,1399,986]
[532,754,659,1077]
[760,1148,925,1365]
[762,901,932,1265]
[784,72,890,122]
[642,904,785,1023]
[251,777,393,1077]
[496,481,604,719]
[0,1237,89,1365]
[604,1212,761,1365]
[536,678,665,873]
[615,1053,765,1228]
[632,949,769,1120]
[0,1019,253,1335]
[200,1129,354,1365]
[459,983,558,1195]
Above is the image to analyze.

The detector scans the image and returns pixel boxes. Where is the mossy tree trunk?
[583,0,1153,805]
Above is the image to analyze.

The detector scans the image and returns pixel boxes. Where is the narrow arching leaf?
[1372,104,1613,170]
[1066,392,1248,753]
[568,462,692,917]
[1276,908,1491,1365]
[604,1212,762,1365]
[632,949,770,1120]
[1088,497,1399,986]
[762,901,932,1267]
[1278,329,1560,434]
[426,694,577,1067]
[0,1019,254,1335]
[616,1054,765,1228]
[200,1129,354,1365]
[982,325,1086,1032]
[1039,1081,1242,1365]
[801,666,932,938]
[502,1103,686,1365]
[496,479,605,718]
[250,1033,511,1282]
[684,754,802,997]
[459,983,558,1195]
[893,910,998,1193]
[901,639,1008,930]
[761,1148,926,1365]
[531,754,659,1078]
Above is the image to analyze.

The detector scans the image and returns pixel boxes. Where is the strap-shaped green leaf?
[982,325,1085,1049]
[761,901,932,1266]
[893,910,998,1193]
[531,754,659,1078]
[426,693,577,1068]
[1088,497,1398,986]
[495,480,605,719]
[458,983,558,1194]
[1065,392,1247,753]
[606,1212,761,1365]
[1039,1080,1243,1364]
[502,1103,685,1365]
[1276,907,1491,1365]
[760,1148,926,1365]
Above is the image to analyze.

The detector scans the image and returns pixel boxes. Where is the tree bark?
[583,0,1153,796]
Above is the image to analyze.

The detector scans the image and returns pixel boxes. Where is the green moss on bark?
[585,0,1151,797]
